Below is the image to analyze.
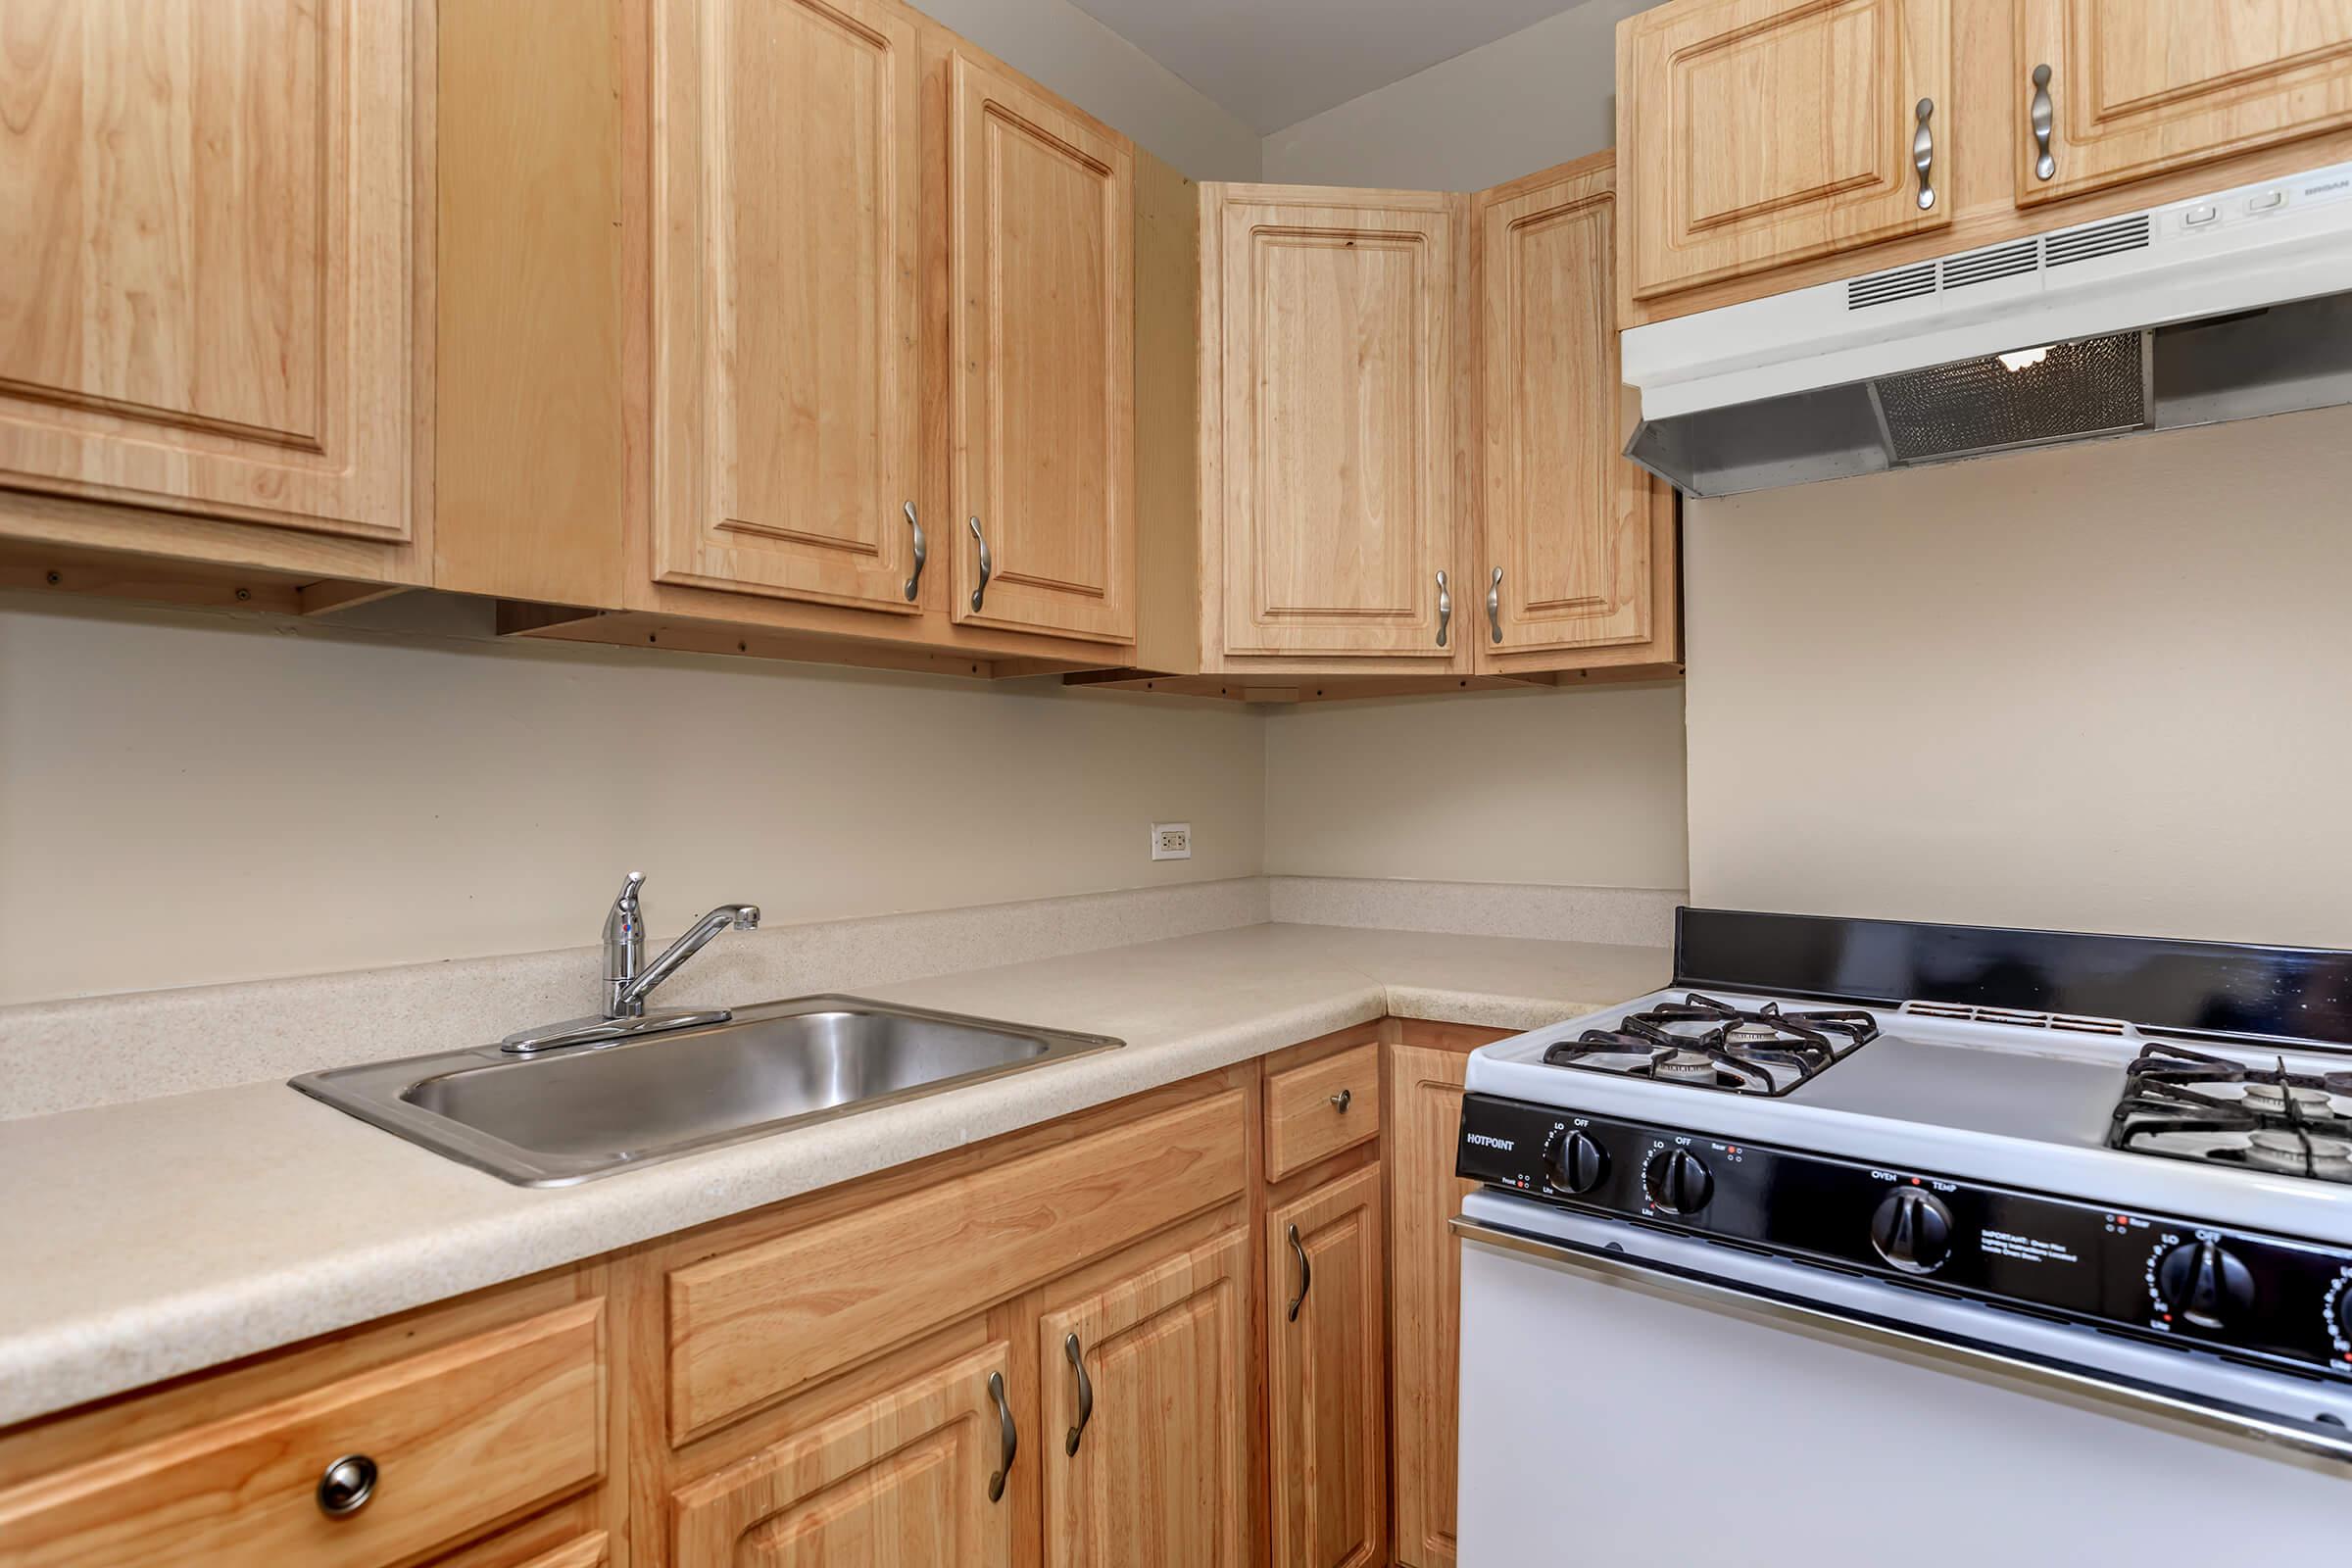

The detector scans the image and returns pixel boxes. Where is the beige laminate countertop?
[0,922,1667,1428]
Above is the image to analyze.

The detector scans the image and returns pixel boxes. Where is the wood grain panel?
[1263,1043,1381,1182]
[0,1299,604,1568]
[1037,1229,1250,1567]
[2018,0,2352,204]
[1264,1164,1385,1568]
[1388,1046,1476,1568]
[667,1092,1246,1444]
[671,1342,1013,1568]
[948,49,1135,643]
[650,0,923,611]
[1618,0,1952,301]
[1206,186,1464,661]
[0,0,423,540]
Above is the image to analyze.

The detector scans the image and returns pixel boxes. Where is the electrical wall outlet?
[1151,821,1193,861]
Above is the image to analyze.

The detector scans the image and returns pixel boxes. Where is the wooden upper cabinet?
[0,0,424,543]
[1265,1165,1386,1568]
[1474,156,1673,670]
[2016,0,2352,207]
[1038,1229,1250,1568]
[650,0,923,612]
[948,50,1136,644]
[1206,187,1464,662]
[670,1343,1015,1567]
[1618,0,1953,303]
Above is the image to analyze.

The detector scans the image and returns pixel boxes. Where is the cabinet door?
[1475,158,1671,667]
[1389,1048,1476,1568]
[1209,189,1463,662]
[651,0,923,611]
[1617,0,1952,303]
[0,0,421,541]
[1038,1229,1250,1568]
[1265,1165,1386,1568]
[948,51,1135,643]
[670,1343,1015,1567]
[2016,0,2352,207]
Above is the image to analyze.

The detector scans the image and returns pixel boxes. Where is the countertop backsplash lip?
[0,875,1687,1120]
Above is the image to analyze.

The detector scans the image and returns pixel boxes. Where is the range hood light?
[1997,344,2054,371]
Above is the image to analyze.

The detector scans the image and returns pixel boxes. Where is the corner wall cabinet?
[1617,0,2352,323]
[0,1019,1512,1566]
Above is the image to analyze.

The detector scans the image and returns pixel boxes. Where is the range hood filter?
[1873,332,2145,463]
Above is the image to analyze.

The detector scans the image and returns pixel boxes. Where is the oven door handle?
[1451,1215,2352,1468]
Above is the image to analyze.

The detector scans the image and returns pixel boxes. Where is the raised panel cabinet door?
[948,51,1136,643]
[1211,189,1462,660]
[1476,158,1665,665]
[2016,0,2352,206]
[0,0,422,540]
[1388,1047,1477,1568]
[670,1342,1017,1568]
[1265,1164,1386,1568]
[651,0,923,611]
[1617,0,1953,303]
[1037,1229,1250,1568]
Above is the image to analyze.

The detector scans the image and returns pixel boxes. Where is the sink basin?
[291,996,1122,1186]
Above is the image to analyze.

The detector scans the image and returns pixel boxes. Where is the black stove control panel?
[1457,1092,2352,1382]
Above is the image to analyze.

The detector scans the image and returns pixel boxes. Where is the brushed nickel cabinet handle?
[967,516,991,612]
[316,1454,377,1518]
[1286,1222,1312,1322]
[1912,98,1936,211]
[1435,569,1451,648]
[1487,565,1503,644]
[2031,64,2056,182]
[1064,1332,1094,1456]
[987,1370,1016,1502]
[903,502,926,601]
[1330,1088,1352,1112]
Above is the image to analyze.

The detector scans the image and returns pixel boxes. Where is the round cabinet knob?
[1645,1148,1713,1214]
[2156,1240,2255,1330]
[1544,1130,1609,1195]
[1870,1187,1954,1274]
[316,1453,378,1518]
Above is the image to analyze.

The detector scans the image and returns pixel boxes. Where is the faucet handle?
[612,870,645,910]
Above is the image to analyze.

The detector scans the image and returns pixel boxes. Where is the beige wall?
[0,596,1262,1004]
[1262,682,1689,890]
[1260,0,1647,188]
[1686,406,2352,948]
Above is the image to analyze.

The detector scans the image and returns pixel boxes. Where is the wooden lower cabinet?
[1264,1164,1387,1568]
[1037,1228,1251,1567]
[669,1341,1015,1566]
[1388,1045,1479,1568]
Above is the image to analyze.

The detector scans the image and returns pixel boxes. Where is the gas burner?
[1538,991,1878,1097]
[2110,1042,2352,1184]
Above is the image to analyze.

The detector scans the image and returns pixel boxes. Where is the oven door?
[1454,1190,2352,1565]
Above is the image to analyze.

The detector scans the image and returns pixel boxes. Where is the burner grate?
[2109,1042,2352,1183]
[1541,992,1878,1098]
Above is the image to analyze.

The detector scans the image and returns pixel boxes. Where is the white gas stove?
[1451,909,2352,1565]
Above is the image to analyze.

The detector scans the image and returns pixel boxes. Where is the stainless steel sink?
[291,996,1121,1186]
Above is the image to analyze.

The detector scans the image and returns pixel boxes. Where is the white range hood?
[1621,161,2352,497]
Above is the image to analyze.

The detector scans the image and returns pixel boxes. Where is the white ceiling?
[1067,0,1588,135]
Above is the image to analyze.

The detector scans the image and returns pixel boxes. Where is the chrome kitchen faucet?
[501,872,760,1054]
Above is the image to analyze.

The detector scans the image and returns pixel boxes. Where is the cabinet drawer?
[667,1090,1247,1444]
[1264,1043,1381,1181]
[0,1300,605,1568]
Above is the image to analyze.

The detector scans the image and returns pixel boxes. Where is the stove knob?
[2335,1289,2352,1346]
[1645,1148,1713,1214]
[1869,1188,1953,1274]
[2156,1240,2255,1330]
[1544,1130,1608,1195]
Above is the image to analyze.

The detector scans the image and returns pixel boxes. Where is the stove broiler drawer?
[1456,1093,2352,1382]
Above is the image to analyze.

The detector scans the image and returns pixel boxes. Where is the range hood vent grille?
[1873,332,2147,463]
[1845,262,1937,310]
[2045,213,2153,268]
[1941,238,2038,290]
